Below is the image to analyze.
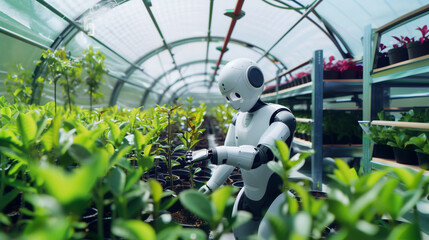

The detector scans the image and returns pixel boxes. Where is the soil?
[171,208,207,228]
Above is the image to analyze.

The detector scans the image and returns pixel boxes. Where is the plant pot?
[373,144,394,159]
[193,176,211,189]
[172,169,190,181]
[375,52,389,68]
[228,174,242,183]
[406,41,429,59]
[388,47,408,64]
[232,180,244,189]
[392,147,418,165]
[340,70,358,79]
[416,152,429,170]
[171,207,210,235]
[323,70,340,79]
[82,207,98,223]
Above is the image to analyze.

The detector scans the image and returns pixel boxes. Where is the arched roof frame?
[140,59,227,106]
[35,0,353,107]
[157,72,215,104]
[167,80,216,105]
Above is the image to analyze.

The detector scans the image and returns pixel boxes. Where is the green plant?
[42,47,73,112]
[178,97,206,188]
[328,159,428,240]
[156,104,184,190]
[406,133,429,155]
[179,186,252,240]
[210,104,237,138]
[267,141,331,240]
[387,130,412,149]
[4,64,40,105]
[81,46,108,112]
[61,57,82,111]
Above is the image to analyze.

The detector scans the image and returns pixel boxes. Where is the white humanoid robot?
[187,58,296,239]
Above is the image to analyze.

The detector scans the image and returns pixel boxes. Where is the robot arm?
[199,114,237,194]
[210,109,296,170]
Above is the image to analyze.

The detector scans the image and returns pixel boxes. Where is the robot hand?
[198,184,212,195]
[185,149,213,165]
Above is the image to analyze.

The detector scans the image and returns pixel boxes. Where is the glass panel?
[116,82,146,108]
[149,0,210,43]
[0,33,43,102]
[0,0,68,46]
[126,71,152,89]
[66,32,132,76]
[317,0,425,57]
[272,18,341,69]
[87,0,163,62]
[44,0,100,20]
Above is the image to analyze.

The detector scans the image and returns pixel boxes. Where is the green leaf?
[275,140,290,164]
[0,213,11,226]
[178,228,207,240]
[108,167,126,196]
[210,186,232,223]
[112,219,156,240]
[109,145,132,169]
[67,144,92,161]
[124,168,143,192]
[149,179,163,204]
[17,112,37,147]
[267,161,286,180]
[0,188,20,210]
[387,222,421,240]
[107,120,120,144]
[392,168,416,189]
[230,210,252,229]
[179,190,214,222]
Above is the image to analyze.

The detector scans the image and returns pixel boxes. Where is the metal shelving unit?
[261,50,363,191]
[362,6,429,234]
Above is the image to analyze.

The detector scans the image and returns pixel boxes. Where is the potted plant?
[336,59,363,79]
[323,56,340,79]
[407,25,429,59]
[375,43,390,68]
[388,35,412,64]
[387,130,418,165]
[81,46,108,112]
[406,133,429,170]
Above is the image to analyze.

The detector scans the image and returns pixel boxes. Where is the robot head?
[218,58,264,112]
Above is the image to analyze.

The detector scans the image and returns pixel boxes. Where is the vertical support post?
[311,49,323,191]
[275,69,281,104]
[362,25,373,174]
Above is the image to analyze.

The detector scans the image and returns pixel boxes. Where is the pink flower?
[417,25,429,44]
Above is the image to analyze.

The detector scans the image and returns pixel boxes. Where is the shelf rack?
[262,50,363,191]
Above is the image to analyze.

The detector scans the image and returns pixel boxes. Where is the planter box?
[388,47,409,64]
[392,147,418,165]
[406,41,429,59]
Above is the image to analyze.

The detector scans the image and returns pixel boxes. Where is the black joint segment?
[222,159,227,164]
[210,148,217,164]
[251,144,274,169]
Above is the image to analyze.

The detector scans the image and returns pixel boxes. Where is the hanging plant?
[81,46,108,112]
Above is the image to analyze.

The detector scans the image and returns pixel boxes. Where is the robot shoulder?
[268,105,296,131]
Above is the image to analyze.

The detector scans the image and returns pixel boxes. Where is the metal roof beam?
[35,0,155,80]
[256,0,323,63]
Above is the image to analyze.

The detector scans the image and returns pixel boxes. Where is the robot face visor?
[223,91,243,110]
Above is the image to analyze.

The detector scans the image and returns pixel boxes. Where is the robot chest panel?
[235,111,270,146]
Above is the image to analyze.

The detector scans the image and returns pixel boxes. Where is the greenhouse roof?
[0,0,427,108]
